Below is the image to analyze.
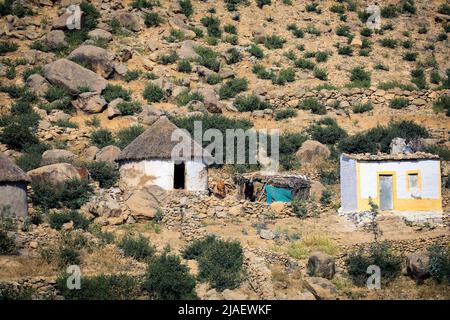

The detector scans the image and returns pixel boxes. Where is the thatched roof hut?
[117,116,206,163]
[116,116,209,191]
[0,153,30,217]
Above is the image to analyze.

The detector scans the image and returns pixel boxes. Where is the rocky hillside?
[0,0,449,300]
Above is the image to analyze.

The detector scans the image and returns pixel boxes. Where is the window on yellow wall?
[408,173,420,197]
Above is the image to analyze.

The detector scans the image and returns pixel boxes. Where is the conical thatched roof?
[0,153,31,183]
[117,116,210,163]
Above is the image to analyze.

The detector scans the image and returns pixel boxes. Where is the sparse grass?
[298,97,326,115]
[352,102,373,113]
[144,12,162,27]
[218,77,248,99]
[389,97,409,109]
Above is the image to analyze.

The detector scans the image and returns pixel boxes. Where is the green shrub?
[224,23,237,34]
[115,125,145,149]
[200,15,222,37]
[377,81,415,91]
[144,12,162,27]
[124,70,141,82]
[177,59,192,73]
[298,97,326,115]
[85,162,119,188]
[59,178,94,210]
[352,101,373,113]
[0,123,39,151]
[438,3,450,15]
[295,58,315,70]
[45,85,70,102]
[48,209,90,230]
[275,108,297,121]
[428,245,450,284]
[90,128,115,148]
[164,28,185,43]
[175,89,203,106]
[272,68,296,85]
[349,66,371,87]
[264,34,285,49]
[179,0,193,17]
[58,245,81,267]
[313,67,328,81]
[233,95,271,112]
[330,4,346,14]
[117,101,142,116]
[306,2,320,12]
[346,242,402,286]
[379,38,398,48]
[389,97,409,109]
[291,199,307,218]
[337,44,353,56]
[183,235,243,291]
[424,145,450,161]
[336,25,351,37]
[380,4,398,18]
[247,44,264,59]
[360,27,373,37]
[319,168,339,185]
[320,189,332,205]
[339,120,429,154]
[206,73,222,85]
[0,229,16,255]
[278,132,307,170]
[432,95,450,116]
[130,0,159,9]
[143,83,165,102]
[411,68,427,89]
[159,52,178,65]
[252,64,274,79]
[16,143,51,172]
[403,52,417,61]
[195,46,220,71]
[315,51,330,63]
[118,234,155,261]
[218,77,248,99]
[256,0,271,8]
[101,84,131,103]
[144,253,197,299]
[57,273,140,300]
[307,118,347,145]
[0,41,18,55]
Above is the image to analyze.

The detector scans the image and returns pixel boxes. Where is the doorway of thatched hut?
[174,162,185,189]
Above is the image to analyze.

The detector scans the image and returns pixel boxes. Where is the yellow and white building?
[340,153,442,213]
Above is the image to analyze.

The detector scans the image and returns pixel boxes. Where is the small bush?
[143,83,165,102]
[247,44,264,59]
[336,25,351,37]
[379,38,398,48]
[144,12,162,27]
[273,68,296,85]
[307,118,347,144]
[117,101,142,116]
[118,234,155,261]
[115,125,145,149]
[175,89,203,106]
[320,189,332,205]
[264,34,285,49]
[90,128,115,148]
[225,47,242,64]
[159,52,178,65]
[291,199,307,218]
[295,58,315,70]
[0,229,16,255]
[57,273,140,300]
[124,70,141,82]
[428,245,450,284]
[345,242,402,286]
[0,41,18,55]
[256,0,271,8]
[349,66,371,87]
[144,253,197,300]
[403,52,417,61]
[48,209,90,230]
[183,235,243,291]
[337,45,353,56]
[45,85,70,102]
[252,64,274,79]
[0,122,39,151]
[298,97,326,115]
[352,101,373,113]
[275,108,297,121]
[85,161,119,188]
[411,68,427,90]
[206,73,222,85]
[195,46,220,71]
[432,95,450,116]
[233,95,271,112]
[179,0,193,17]
[59,178,94,209]
[200,15,222,37]
[389,98,409,109]
[313,67,328,81]
[218,77,248,99]
[102,84,131,103]
[177,59,192,73]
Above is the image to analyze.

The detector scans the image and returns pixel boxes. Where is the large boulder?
[107,98,124,119]
[88,28,113,42]
[72,92,107,113]
[295,140,330,163]
[115,12,142,32]
[45,30,67,50]
[125,185,167,220]
[177,40,200,60]
[307,252,336,279]
[41,149,76,166]
[28,163,82,188]
[95,145,121,164]
[25,74,50,96]
[196,88,221,113]
[68,45,114,78]
[406,252,431,283]
[43,59,107,94]
[303,277,337,300]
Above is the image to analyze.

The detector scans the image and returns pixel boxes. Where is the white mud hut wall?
[119,159,208,191]
[340,155,358,213]
[340,154,442,213]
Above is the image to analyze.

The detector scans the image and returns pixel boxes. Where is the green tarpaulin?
[265,185,292,204]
